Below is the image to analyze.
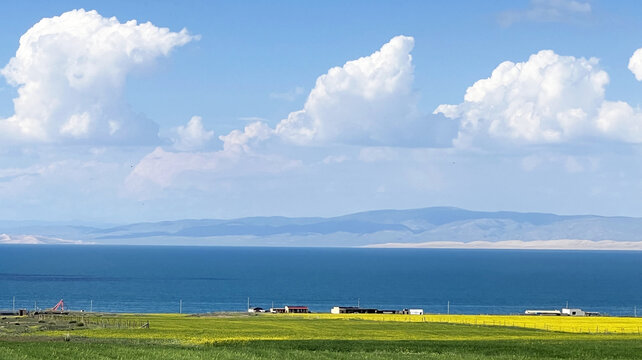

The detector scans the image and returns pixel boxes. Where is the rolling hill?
[2,207,642,248]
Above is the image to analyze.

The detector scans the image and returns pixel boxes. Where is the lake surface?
[1,245,641,315]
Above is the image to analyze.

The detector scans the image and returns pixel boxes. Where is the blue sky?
[2,0,642,222]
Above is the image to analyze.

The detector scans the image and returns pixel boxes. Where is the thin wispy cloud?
[498,0,591,27]
[322,155,349,164]
[238,116,267,122]
[269,86,305,101]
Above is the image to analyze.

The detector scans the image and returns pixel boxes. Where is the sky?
[2,0,642,222]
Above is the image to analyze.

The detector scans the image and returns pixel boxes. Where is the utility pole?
[34,301,37,312]
[357,298,360,308]
[90,300,93,313]
[566,301,569,309]
[179,299,182,314]
[447,301,450,315]
[635,306,637,317]
[12,296,15,312]
[247,297,250,311]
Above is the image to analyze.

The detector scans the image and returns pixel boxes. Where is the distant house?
[379,309,399,314]
[561,308,586,316]
[248,307,264,313]
[402,309,424,315]
[284,306,309,313]
[331,306,380,314]
[525,308,593,316]
[269,307,286,313]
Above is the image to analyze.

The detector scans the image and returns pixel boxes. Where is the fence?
[3,296,641,318]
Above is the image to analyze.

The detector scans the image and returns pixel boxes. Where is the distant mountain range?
[2,207,642,249]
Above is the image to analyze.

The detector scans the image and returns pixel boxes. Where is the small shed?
[270,307,286,313]
[248,307,264,313]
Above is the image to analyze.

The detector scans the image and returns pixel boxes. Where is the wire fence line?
[3,296,641,317]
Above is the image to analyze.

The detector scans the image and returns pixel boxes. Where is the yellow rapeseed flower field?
[29,312,642,347]
[294,313,642,334]
[6,313,642,359]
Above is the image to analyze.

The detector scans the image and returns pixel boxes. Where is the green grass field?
[1,313,642,359]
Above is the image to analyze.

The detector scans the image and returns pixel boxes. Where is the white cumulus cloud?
[595,100,642,142]
[435,50,642,146]
[274,35,454,147]
[0,9,197,145]
[219,121,274,154]
[172,116,214,151]
[628,48,642,81]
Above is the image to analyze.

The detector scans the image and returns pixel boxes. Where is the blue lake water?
[1,245,641,316]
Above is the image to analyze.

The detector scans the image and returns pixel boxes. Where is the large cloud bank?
[126,35,456,192]
[0,9,196,145]
[435,50,642,146]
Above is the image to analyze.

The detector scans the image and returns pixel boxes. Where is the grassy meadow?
[1,313,642,359]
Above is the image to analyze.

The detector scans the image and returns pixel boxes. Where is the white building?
[408,309,424,315]
[562,308,586,316]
